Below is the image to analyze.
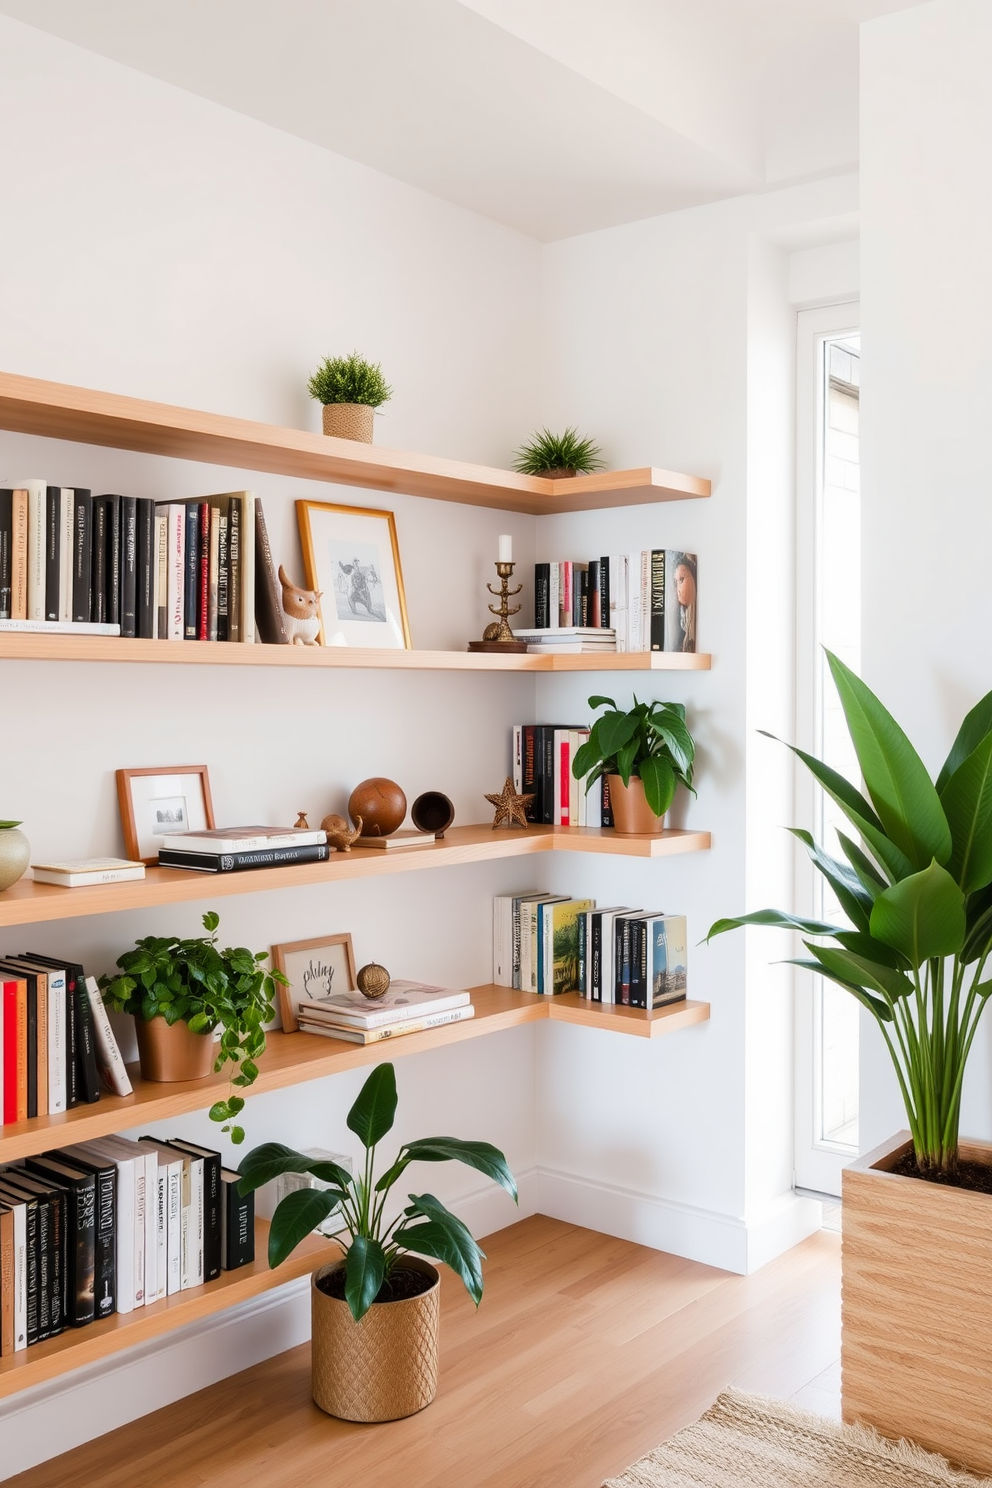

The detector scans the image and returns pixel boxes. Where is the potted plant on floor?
[706,650,992,1474]
[571,693,696,833]
[307,351,392,443]
[512,427,605,478]
[99,911,282,1143]
[237,1061,517,1422]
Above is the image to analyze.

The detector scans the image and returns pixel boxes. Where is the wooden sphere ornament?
[356,962,391,1000]
[411,792,455,839]
[348,778,407,837]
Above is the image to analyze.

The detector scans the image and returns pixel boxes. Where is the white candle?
[498,534,513,563]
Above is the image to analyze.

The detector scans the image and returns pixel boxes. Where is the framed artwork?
[116,765,215,864]
[296,500,411,649]
[272,932,358,1033]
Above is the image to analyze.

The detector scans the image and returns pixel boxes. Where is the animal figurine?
[320,812,364,853]
[278,565,322,646]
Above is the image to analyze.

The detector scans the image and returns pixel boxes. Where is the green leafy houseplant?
[512,427,605,476]
[307,352,392,408]
[99,911,284,1143]
[572,694,696,818]
[238,1062,517,1321]
[707,650,992,1181]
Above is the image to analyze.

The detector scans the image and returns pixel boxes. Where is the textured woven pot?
[607,775,665,834]
[311,1257,440,1422]
[134,1015,215,1082]
[322,403,375,442]
[0,826,30,891]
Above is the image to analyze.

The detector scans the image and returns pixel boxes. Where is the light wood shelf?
[0,371,710,516]
[0,633,711,670]
[0,1218,325,1399]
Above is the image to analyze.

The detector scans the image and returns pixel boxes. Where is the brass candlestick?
[468,561,528,652]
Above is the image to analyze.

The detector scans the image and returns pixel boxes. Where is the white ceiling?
[0,0,925,240]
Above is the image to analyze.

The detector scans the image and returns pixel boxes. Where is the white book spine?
[154,1168,167,1300]
[493,896,512,987]
[46,968,67,1115]
[512,724,522,793]
[519,900,533,993]
[641,549,651,654]
[59,488,73,621]
[133,1161,146,1306]
[168,503,185,640]
[143,1152,158,1303]
[166,1163,182,1295]
[11,1201,27,1349]
[179,1160,191,1289]
[548,562,559,629]
[25,480,46,621]
[114,1159,135,1313]
[84,978,134,1096]
[587,769,603,828]
[241,491,255,642]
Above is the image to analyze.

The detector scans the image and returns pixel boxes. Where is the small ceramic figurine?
[294,812,309,829]
[278,565,322,646]
[320,812,364,852]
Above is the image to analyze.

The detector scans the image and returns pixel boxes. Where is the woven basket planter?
[322,403,375,443]
[311,1257,440,1422]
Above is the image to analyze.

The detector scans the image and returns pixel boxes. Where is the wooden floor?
[8,1217,841,1488]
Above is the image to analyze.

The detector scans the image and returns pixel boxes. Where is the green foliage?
[512,427,605,476]
[307,352,392,408]
[706,651,992,1178]
[571,694,696,818]
[0,820,22,829]
[238,1062,517,1322]
[99,912,285,1143]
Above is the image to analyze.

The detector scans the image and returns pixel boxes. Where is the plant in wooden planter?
[307,351,392,443]
[238,1061,517,1421]
[512,427,605,477]
[706,650,992,1471]
[571,694,696,833]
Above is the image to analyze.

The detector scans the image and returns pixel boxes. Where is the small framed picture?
[296,500,411,649]
[272,933,358,1033]
[116,765,215,864]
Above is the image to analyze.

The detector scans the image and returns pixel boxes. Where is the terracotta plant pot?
[842,1131,992,1475]
[322,403,375,443]
[134,1015,216,1082]
[607,775,665,834]
[311,1257,440,1422]
[0,826,30,891]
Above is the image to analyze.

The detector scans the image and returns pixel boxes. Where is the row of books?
[156,823,331,875]
[512,723,612,827]
[534,550,697,653]
[493,890,688,1007]
[295,981,474,1045]
[0,1134,254,1355]
[0,957,129,1125]
[0,484,292,644]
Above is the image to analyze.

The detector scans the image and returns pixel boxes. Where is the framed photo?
[116,765,215,864]
[272,933,358,1033]
[296,500,411,649]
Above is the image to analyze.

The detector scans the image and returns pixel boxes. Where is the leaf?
[597,711,638,758]
[963,885,992,963]
[398,1137,518,1200]
[393,1193,485,1306]
[587,694,616,712]
[787,958,894,1023]
[638,754,676,817]
[571,739,599,779]
[705,908,844,943]
[870,861,967,966]
[202,910,220,933]
[939,733,992,893]
[267,1187,343,1268]
[789,829,873,934]
[804,941,915,1003]
[837,832,887,898]
[788,741,914,884]
[237,1141,350,1194]
[346,1062,397,1150]
[345,1236,387,1322]
[936,686,992,793]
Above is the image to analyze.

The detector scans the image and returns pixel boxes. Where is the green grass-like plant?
[0,820,22,828]
[307,352,392,408]
[572,694,696,818]
[512,427,605,476]
[707,651,992,1181]
[238,1062,517,1321]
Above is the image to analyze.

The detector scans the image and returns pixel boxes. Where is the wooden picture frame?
[296,499,412,649]
[272,932,358,1033]
[116,765,215,864]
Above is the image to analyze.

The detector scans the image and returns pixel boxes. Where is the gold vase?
[135,1016,216,1082]
[322,403,375,442]
[607,775,666,834]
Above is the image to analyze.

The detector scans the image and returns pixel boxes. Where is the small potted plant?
[0,819,30,891]
[571,693,696,833]
[512,427,605,478]
[307,351,393,443]
[99,911,283,1143]
[238,1061,516,1422]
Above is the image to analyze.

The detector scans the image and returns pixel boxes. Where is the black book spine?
[599,555,610,628]
[221,1176,254,1271]
[91,498,108,624]
[576,911,588,998]
[650,550,665,652]
[157,843,330,873]
[216,506,230,643]
[227,497,241,643]
[34,1195,52,1341]
[93,1165,116,1316]
[577,568,590,628]
[534,563,550,629]
[74,986,102,1104]
[64,974,80,1108]
[521,723,538,823]
[46,1187,66,1336]
[201,1153,222,1281]
[68,1179,96,1326]
[588,559,600,628]
[602,775,614,829]
[119,496,138,637]
[135,497,156,639]
[541,726,557,826]
[102,496,121,625]
[45,486,61,621]
[618,918,633,1006]
[71,490,93,623]
[629,919,646,1009]
[22,1196,40,1345]
[590,913,602,1003]
[184,502,200,639]
[0,488,12,618]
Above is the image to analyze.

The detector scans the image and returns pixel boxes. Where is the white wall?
[860,0,992,1152]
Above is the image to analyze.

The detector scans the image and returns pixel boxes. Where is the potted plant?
[307,351,392,443]
[0,819,30,891]
[99,911,283,1143]
[706,650,992,1473]
[237,1061,516,1422]
[512,427,605,478]
[571,694,696,833]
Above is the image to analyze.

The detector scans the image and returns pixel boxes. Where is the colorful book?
[538,898,594,996]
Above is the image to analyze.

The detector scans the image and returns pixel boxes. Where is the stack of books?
[157,824,330,874]
[514,626,617,655]
[296,981,475,1044]
[511,723,611,826]
[534,550,697,653]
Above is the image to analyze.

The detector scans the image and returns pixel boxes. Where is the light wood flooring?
[8,1216,841,1488]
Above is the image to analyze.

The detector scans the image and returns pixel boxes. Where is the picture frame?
[116,765,215,864]
[272,932,358,1033]
[296,500,412,649]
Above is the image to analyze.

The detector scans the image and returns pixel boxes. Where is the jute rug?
[604,1388,992,1488]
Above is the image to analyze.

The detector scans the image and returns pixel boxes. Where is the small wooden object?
[468,561,528,653]
[349,778,407,837]
[485,777,534,830]
[320,813,363,852]
[411,791,455,839]
[294,812,310,829]
[356,962,391,1000]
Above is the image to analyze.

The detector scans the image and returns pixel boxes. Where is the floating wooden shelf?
[0,633,711,670]
[0,371,710,516]
[0,825,711,928]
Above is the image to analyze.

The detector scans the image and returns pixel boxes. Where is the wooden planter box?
[842,1131,992,1475]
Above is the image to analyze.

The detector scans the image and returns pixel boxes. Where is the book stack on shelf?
[0,1132,253,1356]
[514,627,617,655]
[535,549,697,653]
[493,890,688,1009]
[511,723,611,826]
[157,825,330,875]
[296,981,475,1045]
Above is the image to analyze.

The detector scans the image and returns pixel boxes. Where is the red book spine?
[198,501,210,640]
[560,740,570,827]
[560,562,572,628]
[2,979,17,1124]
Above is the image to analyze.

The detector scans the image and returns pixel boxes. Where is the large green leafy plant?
[708,651,992,1180]
[238,1062,517,1321]
[572,694,696,818]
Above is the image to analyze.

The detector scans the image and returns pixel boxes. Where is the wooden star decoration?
[485,776,534,830]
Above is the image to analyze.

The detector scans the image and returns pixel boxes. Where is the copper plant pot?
[322,403,375,443]
[134,1015,216,1082]
[311,1257,440,1422]
[607,774,665,834]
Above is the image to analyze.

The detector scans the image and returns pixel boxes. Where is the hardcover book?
[220,1168,254,1271]
[157,842,330,873]
[306,981,471,1027]
[663,550,697,654]
[298,1005,475,1043]
[31,858,145,887]
[538,897,594,996]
